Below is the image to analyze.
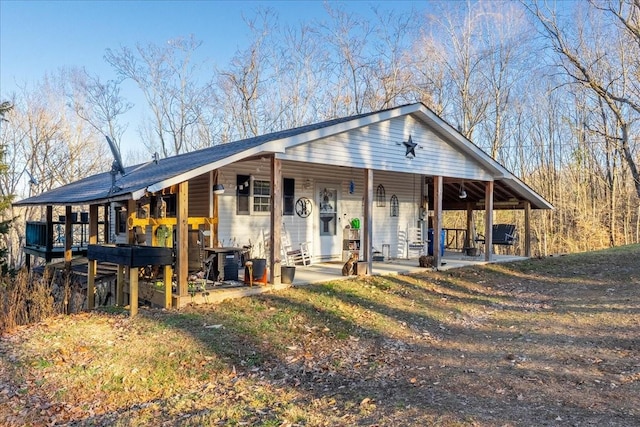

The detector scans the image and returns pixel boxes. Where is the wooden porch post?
[129,267,138,317]
[176,182,189,297]
[363,168,373,275]
[45,206,53,263]
[116,266,125,306]
[484,181,494,262]
[126,200,137,315]
[212,170,220,248]
[465,202,474,250]
[524,200,532,257]
[270,156,282,285]
[433,176,443,267]
[103,203,110,243]
[87,204,98,310]
[64,206,72,271]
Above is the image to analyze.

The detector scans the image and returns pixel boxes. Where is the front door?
[318,184,340,259]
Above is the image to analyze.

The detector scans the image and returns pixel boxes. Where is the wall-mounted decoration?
[349,180,355,194]
[402,134,417,158]
[390,195,399,217]
[295,197,312,218]
[376,184,386,207]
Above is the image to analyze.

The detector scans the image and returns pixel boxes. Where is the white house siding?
[281,115,493,181]
[210,160,424,262]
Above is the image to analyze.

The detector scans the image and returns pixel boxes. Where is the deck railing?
[25,221,104,250]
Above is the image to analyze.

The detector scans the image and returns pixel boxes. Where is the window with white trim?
[253,179,271,212]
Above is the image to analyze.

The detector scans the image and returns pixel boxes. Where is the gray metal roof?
[13,111,373,206]
[13,103,553,210]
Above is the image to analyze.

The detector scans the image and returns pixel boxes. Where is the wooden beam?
[524,200,531,257]
[87,260,96,310]
[64,206,72,270]
[465,202,474,249]
[87,204,99,310]
[116,265,125,306]
[103,203,110,243]
[433,176,443,267]
[363,168,373,275]
[484,181,494,262]
[164,264,173,309]
[129,266,138,317]
[46,206,53,263]
[270,156,282,285]
[176,181,189,296]
[212,170,219,248]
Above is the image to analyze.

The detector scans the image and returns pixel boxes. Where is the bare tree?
[105,35,213,156]
[527,1,640,199]
[69,68,132,150]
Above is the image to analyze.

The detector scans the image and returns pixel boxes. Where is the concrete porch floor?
[290,251,526,286]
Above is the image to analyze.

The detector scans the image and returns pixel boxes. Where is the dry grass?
[1,245,639,426]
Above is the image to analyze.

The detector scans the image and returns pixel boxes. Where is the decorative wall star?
[403,135,417,158]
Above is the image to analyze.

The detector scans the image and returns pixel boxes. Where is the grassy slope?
[1,245,639,426]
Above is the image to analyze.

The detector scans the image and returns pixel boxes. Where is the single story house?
[14,103,553,314]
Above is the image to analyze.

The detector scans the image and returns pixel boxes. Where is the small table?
[204,247,244,281]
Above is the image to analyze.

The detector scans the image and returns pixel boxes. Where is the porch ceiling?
[439,178,537,210]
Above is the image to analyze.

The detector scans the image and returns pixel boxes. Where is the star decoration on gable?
[403,135,417,158]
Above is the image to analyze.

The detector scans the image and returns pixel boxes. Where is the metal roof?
[13,103,553,210]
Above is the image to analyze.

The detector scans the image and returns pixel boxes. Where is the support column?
[465,202,474,250]
[484,181,494,262]
[87,204,99,310]
[270,156,282,285]
[524,200,531,257]
[64,205,72,270]
[116,265,125,306]
[164,264,173,309]
[363,168,373,275]
[129,266,138,317]
[45,206,53,263]
[176,182,189,297]
[433,176,443,267]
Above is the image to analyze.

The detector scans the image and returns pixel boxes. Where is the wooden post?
[524,200,531,257]
[116,266,125,306]
[212,170,219,248]
[129,266,138,317]
[176,182,189,297]
[87,204,99,310]
[484,181,494,262]
[465,202,474,250]
[64,205,72,270]
[433,176,443,267]
[363,168,373,275]
[103,203,110,243]
[270,156,282,285]
[45,206,53,263]
[164,264,173,309]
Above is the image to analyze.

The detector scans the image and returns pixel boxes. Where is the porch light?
[459,183,467,199]
[213,184,225,195]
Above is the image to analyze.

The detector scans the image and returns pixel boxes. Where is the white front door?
[317,184,340,259]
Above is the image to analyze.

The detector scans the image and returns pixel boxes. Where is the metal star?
[403,135,417,158]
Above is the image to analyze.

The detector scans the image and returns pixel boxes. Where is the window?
[283,178,295,215]
[253,179,271,212]
[237,175,250,215]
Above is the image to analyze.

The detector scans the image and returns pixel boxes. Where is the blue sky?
[1,0,424,156]
[1,0,422,93]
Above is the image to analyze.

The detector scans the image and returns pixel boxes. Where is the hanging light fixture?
[213,184,225,195]
[459,182,467,199]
